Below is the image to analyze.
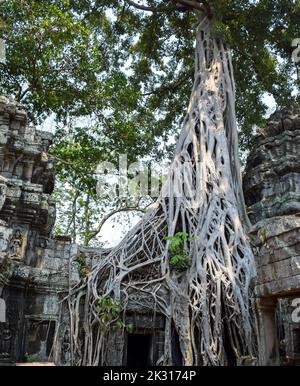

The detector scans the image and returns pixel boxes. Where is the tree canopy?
[1,0,299,138]
[0,0,299,244]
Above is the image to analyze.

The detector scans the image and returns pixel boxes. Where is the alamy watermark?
[95,154,206,208]
[292,38,300,79]
[291,298,300,323]
[96,155,169,199]
[292,38,300,63]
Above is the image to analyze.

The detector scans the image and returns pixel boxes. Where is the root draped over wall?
[55,15,257,366]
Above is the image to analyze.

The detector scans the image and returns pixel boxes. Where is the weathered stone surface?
[249,216,300,267]
[255,274,300,298]
[244,109,300,365]
[244,110,300,298]
[0,97,79,364]
[244,108,300,224]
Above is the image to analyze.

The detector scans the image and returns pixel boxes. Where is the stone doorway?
[277,297,300,366]
[23,318,56,362]
[126,333,152,366]
[120,313,165,366]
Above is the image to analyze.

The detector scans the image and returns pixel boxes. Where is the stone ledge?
[249,215,300,244]
[255,274,300,297]
[257,256,300,284]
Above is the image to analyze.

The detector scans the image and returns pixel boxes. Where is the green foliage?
[24,353,44,363]
[77,253,90,279]
[95,296,133,333]
[0,0,299,243]
[0,1,170,247]
[164,232,195,270]
[169,254,190,270]
[2,0,298,156]
[212,20,232,43]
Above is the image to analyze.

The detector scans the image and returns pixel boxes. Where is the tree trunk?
[55,15,257,366]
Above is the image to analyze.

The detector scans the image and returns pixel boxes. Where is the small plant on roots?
[164,232,195,270]
[96,296,133,333]
[77,253,90,279]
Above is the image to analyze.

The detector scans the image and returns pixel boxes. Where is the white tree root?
[54,16,258,366]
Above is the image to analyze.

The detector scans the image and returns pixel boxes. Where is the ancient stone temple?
[0,96,78,364]
[244,107,300,365]
[0,96,299,366]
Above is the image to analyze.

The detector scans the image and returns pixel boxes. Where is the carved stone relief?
[8,229,28,262]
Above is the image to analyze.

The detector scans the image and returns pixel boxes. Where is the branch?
[18,87,30,102]
[126,0,163,12]
[53,156,95,182]
[66,191,80,236]
[171,0,206,13]
[126,0,211,17]
[86,205,147,244]
[142,70,193,96]
[201,0,213,18]
[12,155,24,174]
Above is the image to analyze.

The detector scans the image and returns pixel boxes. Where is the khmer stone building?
[0,96,78,364]
[244,107,300,366]
[0,96,299,366]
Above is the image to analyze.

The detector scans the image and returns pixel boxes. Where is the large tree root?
[54,16,258,366]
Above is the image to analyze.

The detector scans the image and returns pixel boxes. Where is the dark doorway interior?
[171,327,183,366]
[221,293,236,366]
[223,322,237,366]
[46,321,56,357]
[126,334,151,366]
[293,329,300,353]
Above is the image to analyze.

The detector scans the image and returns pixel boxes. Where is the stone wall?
[244,107,300,365]
[0,96,79,364]
[244,108,300,224]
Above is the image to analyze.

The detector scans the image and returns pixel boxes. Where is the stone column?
[23,160,34,182]
[256,297,280,366]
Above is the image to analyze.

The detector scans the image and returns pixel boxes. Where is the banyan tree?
[54,0,279,366]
